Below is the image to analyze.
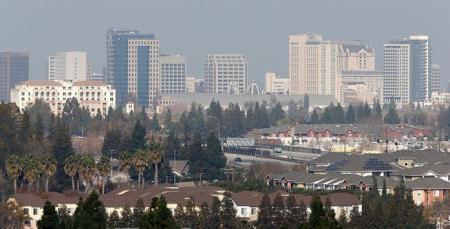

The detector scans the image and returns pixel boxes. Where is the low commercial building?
[265,72,290,95]
[341,70,383,105]
[10,80,116,116]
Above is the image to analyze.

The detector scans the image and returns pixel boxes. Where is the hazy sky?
[1,0,449,86]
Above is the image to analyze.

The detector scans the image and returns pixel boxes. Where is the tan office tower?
[288,34,341,101]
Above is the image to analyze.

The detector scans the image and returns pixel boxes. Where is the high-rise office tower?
[106,28,160,108]
[431,64,441,93]
[204,54,247,94]
[0,52,29,102]
[47,51,87,81]
[288,34,341,101]
[160,54,186,94]
[383,35,432,104]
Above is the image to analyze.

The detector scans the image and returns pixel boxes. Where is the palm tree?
[64,155,77,190]
[23,155,39,193]
[132,150,148,189]
[119,152,132,176]
[148,140,163,187]
[97,156,111,195]
[79,155,96,193]
[40,154,57,193]
[6,155,21,194]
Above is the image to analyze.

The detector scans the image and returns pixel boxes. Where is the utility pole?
[198,173,204,186]
[173,150,176,185]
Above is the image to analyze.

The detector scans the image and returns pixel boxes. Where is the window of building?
[433,190,440,197]
[251,207,257,215]
[240,208,247,216]
[33,208,38,215]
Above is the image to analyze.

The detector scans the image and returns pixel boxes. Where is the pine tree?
[52,118,74,191]
[130,120,147,153]
[221,192,238,229]
[73,191,107,229]
[37,201,61,229]
[255,193,274,229]
[209,197,221,229]
[139,196,177,229]
[346,104,356,124]
[120,205,133,228]
[334,103,346,124]
[384,107,400,124]
[310,109,321,124]
[107,210,120,229]
[272,193,286,227]
[374,100,383,119]
[198,202,210,229]
[133,198,146,226]
[150,113,161,132]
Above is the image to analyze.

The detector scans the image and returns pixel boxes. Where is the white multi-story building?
[288,34,342,101]
[431,64,441,94]
[11,80,115,116]
[204,54,248,94]
[160,54,186,94]
[383,35,432,104]
[185,77,195,93]
[47,51,87,81]
[265,72,290,95]
[341,70,383,105]
[383,41,411,104]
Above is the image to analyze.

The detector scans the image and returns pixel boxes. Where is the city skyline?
[0,0,448,87]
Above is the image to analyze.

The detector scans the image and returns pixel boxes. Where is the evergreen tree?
[37,201,61,229]
[374,100,383,119]
[303,94,310,113]
[220,192,238,229]
[346,104,356,124]
[139,196,178,229]
[310,109,321,124]
[198,202,210,229]
[164,108,173,129]
[101,127,123,157]
[130,120,147,153]
[107,210,120,229]
[52,118,74,191]
[57,205,74,229]
[133,198,146,226]
[209,197,221,229]
[73,191,107,229]
[255,192,274,229]
[334,103,346,124]
[120,205,133,228]
[150,113,161,132]
[384,107,400,124]
[19,111,32,142]
[269,102,285,125]
[287,100,299,121]
[272,193,286,227]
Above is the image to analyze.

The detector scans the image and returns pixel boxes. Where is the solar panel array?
[363,158,392,170]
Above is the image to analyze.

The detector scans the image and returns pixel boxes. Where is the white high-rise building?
[47,51,87,81]
[204,54,248,94]
[383,35,432,104]
[160,54,186,94]
[431,64,441,94]
[341,41,376,71]
[265,72,290,95]
[288,34,341,101]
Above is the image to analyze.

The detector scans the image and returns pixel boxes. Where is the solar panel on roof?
[363,158,392,170]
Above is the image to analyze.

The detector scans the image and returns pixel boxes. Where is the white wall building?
[265,72,290,95]
[341,41,376,71]
[185,77,196,93]
[204,54,248,94]
[383,41,411,104]
[431,64,441,94]
[47,51,87,81]
[289,34,342,101]
[160,54,186,94]
[11,80,116,116]
[341,70,383,105]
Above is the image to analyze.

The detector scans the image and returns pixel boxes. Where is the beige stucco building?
[11,80,116,116]
[289,34,342,101]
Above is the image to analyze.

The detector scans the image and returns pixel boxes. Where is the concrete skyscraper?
[204,54,247,94]
[47,51,87,81]
[288,34,341,101]
[383,35,432,104]
[106,28,160,108]
[0,52,29,102]
[160,54,186,94]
